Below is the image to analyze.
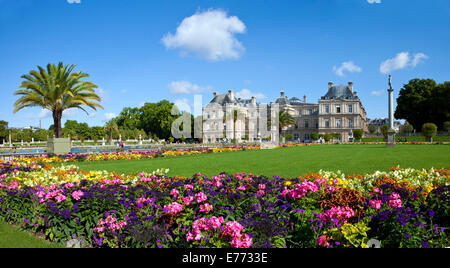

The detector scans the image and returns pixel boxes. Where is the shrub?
[422,123,437,142]
[310,132,319,141]
[285,134,294,141]
[352,129,364,142]
[380,124,389,139]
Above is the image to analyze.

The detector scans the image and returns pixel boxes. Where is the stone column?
[387,75,396,147]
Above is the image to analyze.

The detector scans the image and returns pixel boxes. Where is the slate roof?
[321,85,358,100]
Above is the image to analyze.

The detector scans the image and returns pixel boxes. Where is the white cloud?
[235,89,266,100]
[367,0,381,3]
[88,112,97,118]
[120,89,128,94]
[138,102,146,108]
[173,98,192,113]
[103,113,116,122]
[168,81,212,95]
[380,52,428,74]
[67,0,81,3]
[370,90,385,96]
[95,88,109,103]
[162,9,246,61]
[411,53,429,67]
[62,108,78,119]
[333,61,362,77]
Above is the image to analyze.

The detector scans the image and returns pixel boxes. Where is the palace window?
[304,120,309,128]
[325,119,330,128]
[336,119,342,128]
[348,105,353,113]
[336,105,341,113]
[348,119,353,127]
[325,106,329,113]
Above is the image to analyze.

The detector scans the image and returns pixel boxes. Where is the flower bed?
[0,160,448,248]
[15,145,261,164]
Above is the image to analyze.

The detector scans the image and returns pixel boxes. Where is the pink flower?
[237,186,246,191]
[55,194,67,203]
[164,202,183,214]
[258,184,266,190]
[317,235,330,247]
[388,192,403,208]
[369,200,382,210]
[199,202,213,213]
[184,184,194,191]
[170,189,179,198]
[182,195,194,206]
[231,233,253,248]
[195,192,208,203]
[224,221,244,237]
[71,190,84,201]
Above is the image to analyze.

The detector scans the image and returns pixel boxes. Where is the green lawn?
[0,221,64,248]
[75,144,450,177]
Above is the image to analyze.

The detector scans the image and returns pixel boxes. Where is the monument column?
[387,75,396,147]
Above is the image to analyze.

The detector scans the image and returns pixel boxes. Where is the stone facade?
[202,82,368,143]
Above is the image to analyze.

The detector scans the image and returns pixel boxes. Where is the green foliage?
[14,62,103,138]
[368,124,377,135]
[352,129,364,141]
[310,132,319,140]
[395,79,450,131]
[422,123,437,141]
[0,120,8,143]
[284,134,294,141]
[380,124,389,139]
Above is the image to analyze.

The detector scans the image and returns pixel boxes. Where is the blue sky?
[1,0,449,128]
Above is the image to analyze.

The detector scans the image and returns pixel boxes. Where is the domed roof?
[322,85,357,100]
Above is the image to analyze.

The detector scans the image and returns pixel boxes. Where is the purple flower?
[421,240,430,248]
[404,232,411,239]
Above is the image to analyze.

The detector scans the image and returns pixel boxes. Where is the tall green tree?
[395,79,449,130]
[140,100,179,140]
[0,120,8,144]
[13,62,103,138]
[278,110,295,137]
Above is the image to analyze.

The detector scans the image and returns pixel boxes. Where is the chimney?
[280,90,285,97]
[348,82,353,93]
[251,96,256,105]
[228,90,234,100]
[303,95,307,103]
[328,82,333,89]
[213,92,218,97]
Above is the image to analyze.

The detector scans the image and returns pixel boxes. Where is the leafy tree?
[399,123,414,135]
[90,126,105,142]
[368,124,377,135]
[33,129,48,141]
[380,124,389,139]
[352,129,364,142]
[140,100,179,140]
[310,132,319,141]
[422,123,437,142]
[0,120,8,144]
[115,107,142,130]
[285,134,294,141]
[13,62,102,138]
[395,79,449,130]
[323,133,332,142]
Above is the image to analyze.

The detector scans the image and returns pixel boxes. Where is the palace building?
[202,82,368,143]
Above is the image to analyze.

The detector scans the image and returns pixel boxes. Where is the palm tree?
[224,109,245,144]
[14,62,102,138]
[278,110,295,138]
[104,120,118,145]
